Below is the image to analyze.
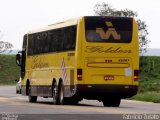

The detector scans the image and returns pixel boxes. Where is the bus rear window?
[85,16,133,43]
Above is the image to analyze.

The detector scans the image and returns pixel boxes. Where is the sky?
[0,0,160,50]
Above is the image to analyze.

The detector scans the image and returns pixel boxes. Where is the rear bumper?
[76,84,138,99]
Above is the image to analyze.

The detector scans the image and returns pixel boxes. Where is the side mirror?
[16,54,21,66]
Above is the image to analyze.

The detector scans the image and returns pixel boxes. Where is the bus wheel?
[112,97,121,107]
[102,98,112,107]
[28,85,37,103]
[102,97,121,107]
[52,82,58,105]
[57,82,64,105]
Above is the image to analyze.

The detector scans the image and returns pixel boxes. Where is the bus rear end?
[76,16,139,107]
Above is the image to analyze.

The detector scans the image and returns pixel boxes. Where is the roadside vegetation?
[0,54,20,85]
[131,56,160,103]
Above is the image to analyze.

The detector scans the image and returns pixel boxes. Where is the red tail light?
[77,69,82,80]
[134,70,139,81]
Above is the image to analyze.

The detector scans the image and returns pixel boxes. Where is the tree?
[0,31,13,53]
[94,3,149,54]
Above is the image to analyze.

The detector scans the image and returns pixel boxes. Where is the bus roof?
[27,16,134,34]
[28,17,79,34]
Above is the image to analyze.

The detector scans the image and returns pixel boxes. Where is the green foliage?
[131,92,160,103]
[0,55,20,85]
[139,56,160,93]
[140,56,160,79]
[94,2,150,54]
[130,56,160,103]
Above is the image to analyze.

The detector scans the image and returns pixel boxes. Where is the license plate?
[104,75,114,80]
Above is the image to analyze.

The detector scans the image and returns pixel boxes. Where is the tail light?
[134,70,139,81]
[77,69,82,80]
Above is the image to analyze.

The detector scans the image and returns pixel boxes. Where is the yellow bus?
[16,16,139,107]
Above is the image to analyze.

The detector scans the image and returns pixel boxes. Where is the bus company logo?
[96,21,121,40]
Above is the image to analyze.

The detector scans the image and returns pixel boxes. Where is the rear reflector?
[77,69,82,80]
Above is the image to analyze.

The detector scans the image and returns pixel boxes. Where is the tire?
[52,82,58,105]
[57,82,64,105]
[57,82,79,105]
[112,97,121,107]
[28,85,37,103]
[102,99,112,107]
[102,97,121,107]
